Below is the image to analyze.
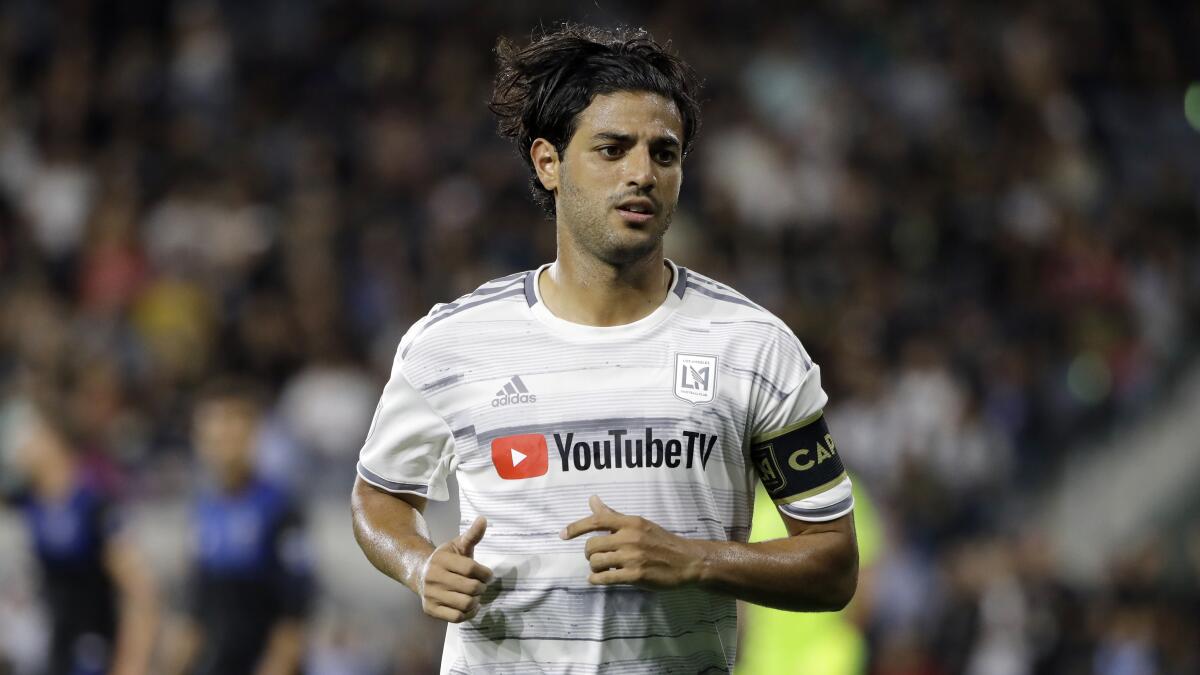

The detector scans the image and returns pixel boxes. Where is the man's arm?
[694,509,857,611]
[562,495,857,612]
[350,476,493,622]
[103,535,160,675]
[160,616,202,675]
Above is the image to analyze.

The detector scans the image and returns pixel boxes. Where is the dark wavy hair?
[489,24,703,216]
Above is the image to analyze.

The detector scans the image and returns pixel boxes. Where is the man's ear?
[531,138,560,191]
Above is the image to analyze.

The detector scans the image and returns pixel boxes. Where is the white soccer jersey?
[357,261,853,674]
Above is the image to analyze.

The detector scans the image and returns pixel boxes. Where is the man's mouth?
[616,198,657,224]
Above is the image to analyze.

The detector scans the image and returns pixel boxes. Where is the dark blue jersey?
[19,480,119,675]
[186,476,313,675]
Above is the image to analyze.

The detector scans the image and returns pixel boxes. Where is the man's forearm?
[111,592,158,675]
[350,477,436,594]
[105,539,159,675]
[564,496,858,611]
[160,618,201,675]
[254,620,305,675]
[694,525,858,612]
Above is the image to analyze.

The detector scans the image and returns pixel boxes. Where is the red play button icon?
[491,434,549,480]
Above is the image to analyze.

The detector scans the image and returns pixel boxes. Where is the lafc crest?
[674,353,717,404]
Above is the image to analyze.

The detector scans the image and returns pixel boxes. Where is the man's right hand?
[418,516,494,623]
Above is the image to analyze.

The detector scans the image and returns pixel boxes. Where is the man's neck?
[539,246,671,327]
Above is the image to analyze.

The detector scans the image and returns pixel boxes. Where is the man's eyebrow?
[592,131,681,147]
[592,132,634,144]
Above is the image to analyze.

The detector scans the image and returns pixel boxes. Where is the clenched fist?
[419,516,494,623]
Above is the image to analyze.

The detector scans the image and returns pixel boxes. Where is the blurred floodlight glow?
[1186,83,1200,132]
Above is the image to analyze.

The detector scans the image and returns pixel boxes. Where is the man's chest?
[425,336,755,484]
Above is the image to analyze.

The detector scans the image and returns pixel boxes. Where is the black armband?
[751,412,845,504]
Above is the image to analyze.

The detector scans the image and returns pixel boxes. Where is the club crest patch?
[674,353,717,404]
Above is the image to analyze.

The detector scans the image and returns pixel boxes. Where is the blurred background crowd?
[0,0,1198,673]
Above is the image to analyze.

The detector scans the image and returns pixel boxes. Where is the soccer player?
[351,24,858,673]
[164,380,313,675]
[2,400,158,675]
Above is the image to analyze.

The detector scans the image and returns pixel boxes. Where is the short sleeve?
[356,327,456,501]
[748,334,853,523]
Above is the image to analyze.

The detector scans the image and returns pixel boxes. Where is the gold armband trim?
[751,410,824,445]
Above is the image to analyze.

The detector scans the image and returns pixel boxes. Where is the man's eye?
[655,150,677,165]
[599,146,623,158]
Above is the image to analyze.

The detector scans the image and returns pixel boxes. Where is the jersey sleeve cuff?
[776,474,854,522]
[356,462,441,500]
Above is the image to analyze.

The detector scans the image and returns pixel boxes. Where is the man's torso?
[384,264,809,673]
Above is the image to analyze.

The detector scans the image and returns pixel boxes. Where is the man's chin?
[595,232,664,266]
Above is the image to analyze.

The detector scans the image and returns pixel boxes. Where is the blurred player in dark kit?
[2,401,158,675]
[164,380,313,675]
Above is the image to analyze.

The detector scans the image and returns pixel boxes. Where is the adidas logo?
[492,375,537,408]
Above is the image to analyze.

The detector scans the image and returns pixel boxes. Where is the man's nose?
[625,147,656,191]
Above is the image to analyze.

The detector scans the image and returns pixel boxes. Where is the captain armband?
[750,412,846,505]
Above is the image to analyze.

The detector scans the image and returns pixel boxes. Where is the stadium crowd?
[0,0,1198,673]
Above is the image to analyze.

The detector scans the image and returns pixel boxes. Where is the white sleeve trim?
[356,462,432,498]
[777,475,854,523]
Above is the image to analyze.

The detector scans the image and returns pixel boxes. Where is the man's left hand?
[561,495,708,588]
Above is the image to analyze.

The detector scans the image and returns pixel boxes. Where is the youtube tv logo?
[491,434,548,480]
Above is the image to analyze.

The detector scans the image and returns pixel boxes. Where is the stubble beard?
[557,174,674,268]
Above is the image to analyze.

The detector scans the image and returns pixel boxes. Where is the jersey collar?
[525,259,686,339]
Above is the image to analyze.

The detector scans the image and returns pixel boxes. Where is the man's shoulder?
[401,270,533,359]
[676,266,812,370]
[677,267,789,330]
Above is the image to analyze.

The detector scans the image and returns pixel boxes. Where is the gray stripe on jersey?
[462,523,730,554]
[485,270,528,285]
[459,584,734,642]
[686,273,741,295]
[430,279,525,319]
[523,269,537,306]
[673,265,689,298]
[710,318,788,330]
[356,462,429,495]
[478,417,682,445]
[460,624,736,644]
[710,319,813,370]
[426,288,527,328]
[456,483,752,552]
[448,652,730,675]
[400,279,527,359]
[685,282,758,308]
[687,272,755,302]
[419,372,463,394]
[708,322,812,373]
[727,364,788,400]
[403,336,668,384]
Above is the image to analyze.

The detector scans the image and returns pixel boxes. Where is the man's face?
[193,398,259,490]
[550,90,685,265]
